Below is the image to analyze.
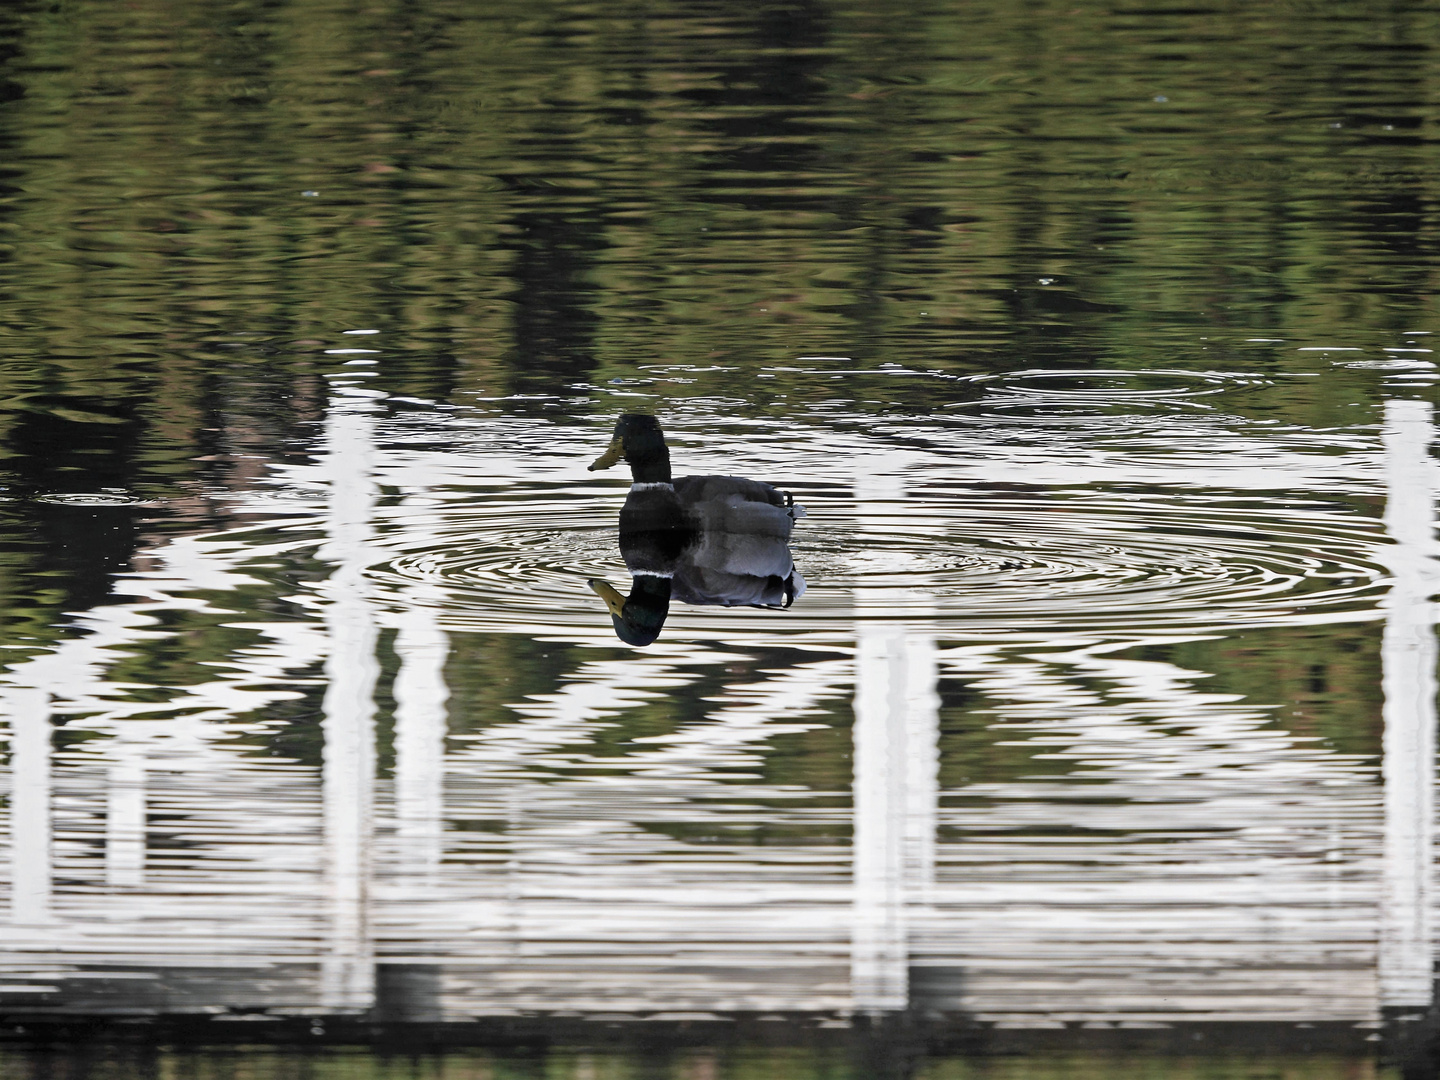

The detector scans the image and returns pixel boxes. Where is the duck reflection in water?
[587,414,807,646]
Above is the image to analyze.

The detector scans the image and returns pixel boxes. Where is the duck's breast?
[619,484,688,532]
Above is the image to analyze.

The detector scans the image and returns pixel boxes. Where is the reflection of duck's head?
[588,575,671,647]
[588,413,671,483]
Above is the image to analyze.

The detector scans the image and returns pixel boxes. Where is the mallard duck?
[587,413,806,645]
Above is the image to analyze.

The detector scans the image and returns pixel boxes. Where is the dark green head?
[588,575,671,647]
[588,414,671,483]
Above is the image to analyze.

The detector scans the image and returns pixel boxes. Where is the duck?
[586,413,807,645]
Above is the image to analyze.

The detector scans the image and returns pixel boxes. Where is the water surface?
[0,0,1439,1073]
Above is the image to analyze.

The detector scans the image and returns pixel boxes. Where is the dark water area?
[0,1043,1408,1080]
[2,0,1440,1077]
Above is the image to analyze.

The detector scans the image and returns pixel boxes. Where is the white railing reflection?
[7,688,52,925]
[853,624,940,1013]
[939,641,1378,1023]
[0,557,331,961]
[1379,398,1438,1010]
[393,590,450,885]
[851,454,940,1013]
[318,386,383,1011]
[852,622,913,1011]
[105,739,146,888]
[0,390,1433,1027]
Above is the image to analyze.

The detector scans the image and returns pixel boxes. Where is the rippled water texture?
[1,0,1440,1075]
[364,372,1388,638]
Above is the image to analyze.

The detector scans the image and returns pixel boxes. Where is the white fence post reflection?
[105,741,146,888]
[7,688,53,925]
[319,389,382,1011]
[905,633,940,915]
[393,593,450,884]
[1380,398,1439,1010]
[853,623,911,1011]
[851,454,940,1013]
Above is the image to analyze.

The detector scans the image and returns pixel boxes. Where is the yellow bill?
[588,578,627,616]
[588,436,625,471]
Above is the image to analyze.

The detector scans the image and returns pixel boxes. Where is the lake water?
[1,0,1439,1076]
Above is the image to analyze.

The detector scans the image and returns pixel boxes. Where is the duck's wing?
[675,476,803,537]
[674,474,788,508]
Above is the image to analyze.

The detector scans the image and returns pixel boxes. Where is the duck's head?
[588,575,670,647]
[589,414,670,482]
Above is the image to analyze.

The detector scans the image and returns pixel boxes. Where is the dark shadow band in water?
[0,1012,1409,1061]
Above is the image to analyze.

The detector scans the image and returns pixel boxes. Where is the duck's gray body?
[669,476,805,606]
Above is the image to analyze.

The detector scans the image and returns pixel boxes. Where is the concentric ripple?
[381,497,617,599]
[799,488,1388,631]
[33,491,159,506]
[365,481,1389,641]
